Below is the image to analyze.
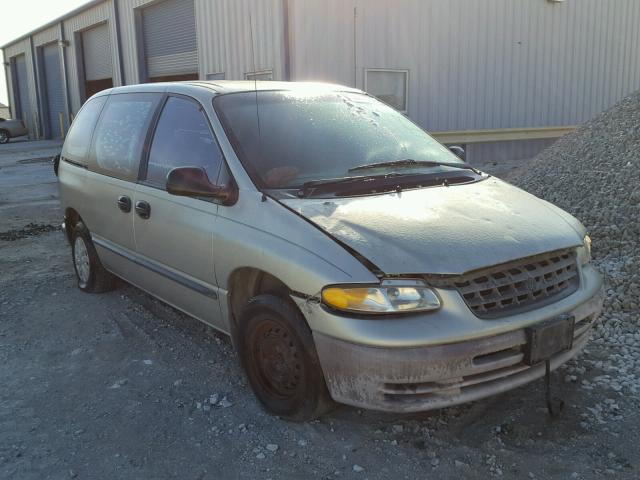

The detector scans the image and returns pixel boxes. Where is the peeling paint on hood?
[281,178,585,275]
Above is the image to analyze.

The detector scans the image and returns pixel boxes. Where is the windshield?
[213,90,464,189]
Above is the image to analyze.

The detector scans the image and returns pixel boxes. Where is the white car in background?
[0,117,29,144]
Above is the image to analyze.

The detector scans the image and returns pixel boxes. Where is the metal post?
[58,112,65,138]
[59,21,72,132]
[29,35,43,139]
[353,6,358,88]
[1,49,11,117]
[112,0,126,85]
[282,0,291,81]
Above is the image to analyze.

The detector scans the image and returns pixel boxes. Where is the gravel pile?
[511,89,640,398]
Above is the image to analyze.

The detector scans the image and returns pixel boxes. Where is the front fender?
[213,190,378,296]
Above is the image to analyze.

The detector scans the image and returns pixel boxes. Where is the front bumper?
[301,266,604,413]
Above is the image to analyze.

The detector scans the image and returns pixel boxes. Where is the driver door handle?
[135,200,151,219]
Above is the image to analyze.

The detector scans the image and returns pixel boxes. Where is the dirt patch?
[16,157,55,165]
[0,222,60,241]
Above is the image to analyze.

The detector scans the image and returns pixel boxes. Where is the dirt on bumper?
[314,290,604,413]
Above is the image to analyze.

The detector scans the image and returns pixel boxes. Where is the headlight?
[577,234,592,265]
[321,279,440,314]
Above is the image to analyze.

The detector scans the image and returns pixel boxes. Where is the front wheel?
[0,130,9,144]
[71,222,116,293]
[238,294,334,421]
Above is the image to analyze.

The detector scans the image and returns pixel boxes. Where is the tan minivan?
[57,81,603,420]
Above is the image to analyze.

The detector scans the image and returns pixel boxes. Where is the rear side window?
[62,96,107,163]
[145,96,224,188]
[91,93,161,181]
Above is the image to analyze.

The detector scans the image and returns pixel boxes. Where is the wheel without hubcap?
[250,318,304,400]
[238,294,334,421]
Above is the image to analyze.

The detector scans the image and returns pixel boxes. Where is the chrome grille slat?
[431,249,580,318]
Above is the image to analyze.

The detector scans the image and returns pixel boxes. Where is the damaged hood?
[281,177,585,275]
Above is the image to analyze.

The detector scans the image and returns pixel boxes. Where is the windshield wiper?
[348,159,480,174]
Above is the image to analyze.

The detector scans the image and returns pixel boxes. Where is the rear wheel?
[0,130,9,144]
[238,294,334,421]
[71,222,116,293]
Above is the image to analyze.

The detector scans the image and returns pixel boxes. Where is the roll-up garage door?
[13,55,31,132]
[142,0,198,82]
[42,43,66,139]
[82,23,113,99]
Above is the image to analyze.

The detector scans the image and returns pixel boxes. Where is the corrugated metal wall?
[42,43,67,139]
[117,0,150,85]
[5,39,38,137]
[117,0,285,83]
[32,24,69,139]
[289,0,640,161]
[14,56,32,132]
[196,0,285,81]
[32,26,60,48]
[3,0,640,158]
[141,0,198,79]
[82,23,113,81]
[63,1,121,113]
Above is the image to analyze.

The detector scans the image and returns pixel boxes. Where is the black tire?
[237,294,335,421]
[71,222,116,293]
[0,130,9,144]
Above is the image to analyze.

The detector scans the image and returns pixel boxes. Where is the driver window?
[146,96,223,188]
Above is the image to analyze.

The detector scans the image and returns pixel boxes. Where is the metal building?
[3,0,640,161]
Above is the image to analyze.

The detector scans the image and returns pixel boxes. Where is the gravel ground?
[1,112,639,479]
[510,90,640,400]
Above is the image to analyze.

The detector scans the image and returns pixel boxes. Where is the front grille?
[431,249,580,318]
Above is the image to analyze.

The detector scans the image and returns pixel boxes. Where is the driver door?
[131,94,226,330]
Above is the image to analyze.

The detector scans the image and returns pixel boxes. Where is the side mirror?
[166,166,236,205]
[448,145,466,162]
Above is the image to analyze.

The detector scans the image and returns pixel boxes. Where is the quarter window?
[92,93,161,181]
[364,69,409,113]
[145,96,224,187]
[62,96,107,163]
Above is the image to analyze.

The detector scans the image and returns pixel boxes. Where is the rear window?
[90,93,161,181]
[61,96,107,163]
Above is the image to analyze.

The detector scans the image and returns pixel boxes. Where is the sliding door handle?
[117,195,132,213]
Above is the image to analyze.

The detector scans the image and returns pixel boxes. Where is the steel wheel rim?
[74,236,90,285]
[251,318,303,399]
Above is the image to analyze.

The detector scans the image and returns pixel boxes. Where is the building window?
[245,70,273,81]
[206,72,225,80]
[364,69,409,113]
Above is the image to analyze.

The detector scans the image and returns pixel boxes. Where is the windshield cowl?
[290,170,487,199]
